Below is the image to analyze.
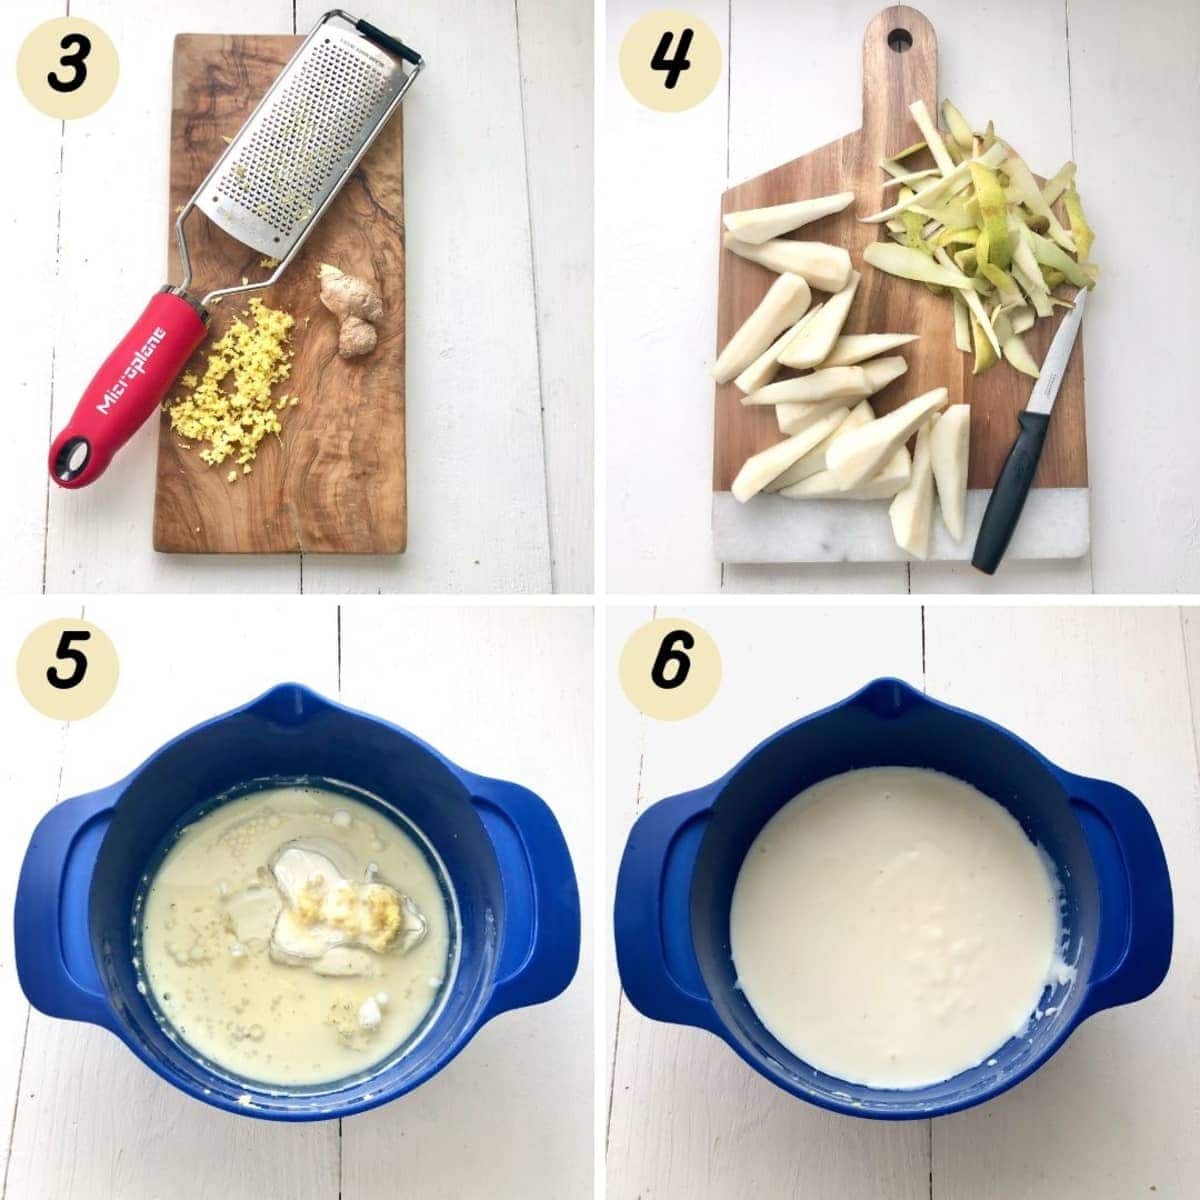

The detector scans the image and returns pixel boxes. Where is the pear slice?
[859,355,909,394]
[711,273,812,383]
[864,242,972,289]
[782,445,911,500]
[820,333,918,367]
[723,192,855,245]
[723,235,853,293]
[889,420,935,558]
[730,409,848,502]
[941,99,974,150]
[930,404,970,540]
[765,401,875,492]
[733,305,822,394]
[776,395,858,436]
[778,271,860,369]
[909,99,955,175]
[743,365,871,407]
[826,387,949,490]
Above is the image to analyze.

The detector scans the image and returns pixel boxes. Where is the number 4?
[650,28,693,91]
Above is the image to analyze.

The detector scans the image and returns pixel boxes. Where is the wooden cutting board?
[712,6,1089,564]
[154,34,406,554]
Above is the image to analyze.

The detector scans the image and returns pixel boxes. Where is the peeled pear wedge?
[826,386,949,490]
[723,192,855,245]
[778,271,860,370]
[782,445,911,500]
[765,401,874,492]
[730,409,848,503]
[859,355,909,394]
[733,305,821,394]
[889,420,935,558]
[743,365,871,407]
[711,273,811,384]
[723,235,852,293]
[930,404,970,540]
[820,333,918,367]
[776,394,857,436]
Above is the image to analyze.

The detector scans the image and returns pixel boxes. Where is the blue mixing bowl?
[15,684,579,1120]
[614,678,1172,1118]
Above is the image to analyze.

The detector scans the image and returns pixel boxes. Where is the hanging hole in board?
[887,28,913,52]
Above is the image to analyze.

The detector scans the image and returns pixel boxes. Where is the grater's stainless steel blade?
[197,24,404,260]
[173,11,423,309]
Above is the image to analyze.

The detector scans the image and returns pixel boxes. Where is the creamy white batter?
[730,767,1061,1088]
[139,784,453,1087]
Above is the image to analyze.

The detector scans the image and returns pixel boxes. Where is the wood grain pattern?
[154,34,407,554]
[712,6,1087,495]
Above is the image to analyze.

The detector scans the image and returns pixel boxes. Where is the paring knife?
[971,288,1088,575]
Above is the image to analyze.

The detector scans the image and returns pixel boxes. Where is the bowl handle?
[613,786,722,1035]
[1064,771,1174,1018]
[463,772,581,1020]
[14,786,121,1031]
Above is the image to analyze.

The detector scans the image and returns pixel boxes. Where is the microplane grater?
[49,8,423,488]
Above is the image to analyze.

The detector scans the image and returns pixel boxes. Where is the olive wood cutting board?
[154,33,406,554]
[712,6,1088,564]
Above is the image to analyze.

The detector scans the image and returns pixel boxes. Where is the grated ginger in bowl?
[167,297,300,480]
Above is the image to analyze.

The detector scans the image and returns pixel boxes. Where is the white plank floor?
[1,0,592,595]
[607,604,1200,1199]
[604,0,1200,594]
[0,599,593,1199]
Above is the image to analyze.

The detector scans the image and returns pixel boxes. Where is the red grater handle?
[49,291,207,489]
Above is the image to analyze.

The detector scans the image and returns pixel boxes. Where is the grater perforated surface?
[195,24,406,259]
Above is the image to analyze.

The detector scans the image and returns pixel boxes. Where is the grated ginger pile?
[167,297,299,480]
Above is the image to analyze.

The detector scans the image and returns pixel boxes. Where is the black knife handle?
[971,410,1050,575]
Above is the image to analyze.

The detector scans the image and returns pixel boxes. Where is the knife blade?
[971,289,1088,574]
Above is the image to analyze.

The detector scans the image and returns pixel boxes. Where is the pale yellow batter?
[139,784,453,1087]
[730,767,1063,1089]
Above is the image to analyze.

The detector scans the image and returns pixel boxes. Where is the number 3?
[651,630,694,690]
[47,32,92,94]
[47,629,92,690]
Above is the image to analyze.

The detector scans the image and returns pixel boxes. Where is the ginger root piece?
[319,264,384,358]
[339,316,378,357]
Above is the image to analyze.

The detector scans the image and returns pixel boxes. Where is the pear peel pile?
[863,98,1098,378]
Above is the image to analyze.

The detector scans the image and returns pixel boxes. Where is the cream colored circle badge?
[619,11,722,113]
[17,619,119,721]
[17,18,119,120]
[619,618,721,721]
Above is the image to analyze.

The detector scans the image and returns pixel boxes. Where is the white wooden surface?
[605,0,1200,594]
[1,0,592,595]
[607,604,1200,1198]
[0,599,593,1199]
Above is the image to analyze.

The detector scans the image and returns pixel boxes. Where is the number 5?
[47,629,92,690]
